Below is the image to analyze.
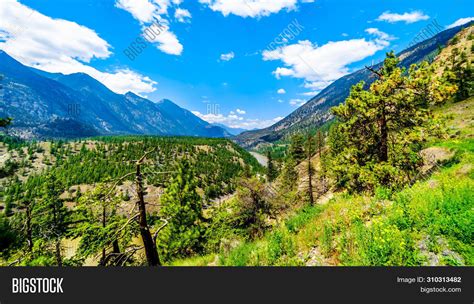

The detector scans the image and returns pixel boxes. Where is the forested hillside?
[0,24,472,268]
[0,136,261,265]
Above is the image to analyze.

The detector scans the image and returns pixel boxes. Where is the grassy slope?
[173,97,474,266]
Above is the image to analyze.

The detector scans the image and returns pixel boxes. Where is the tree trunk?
[379,107,388,162]
[135,162,161,266]
[308,160,315,205]
[316,131,327,193]
[317,131,323,158]
[55,239,62,267]
[307,136,315,205]
[112,240,120,255]
[52,204,62,266]
[26,205,33,252]
[100,204,106,266]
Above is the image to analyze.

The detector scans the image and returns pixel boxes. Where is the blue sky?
[0,0,472,130]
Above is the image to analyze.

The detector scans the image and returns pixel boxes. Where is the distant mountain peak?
[0,50,230,139]
[124,91,144,100]
[158,98,177,105]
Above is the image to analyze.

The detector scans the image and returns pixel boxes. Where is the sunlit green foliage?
[328,52,456,192]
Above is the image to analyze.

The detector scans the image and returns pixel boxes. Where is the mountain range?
[0,51,230,139]
[0,22,470,143]
[235,22,472,148]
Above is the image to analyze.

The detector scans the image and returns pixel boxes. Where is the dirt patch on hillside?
[420,147,455,174]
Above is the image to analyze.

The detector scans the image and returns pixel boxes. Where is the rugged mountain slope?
[0,51,229,139]
[235,22,472,148]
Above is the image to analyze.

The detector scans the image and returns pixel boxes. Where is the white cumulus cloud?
[262,30,391,91]
[365,28,396,47]
[199,0,314,18]
[277,88,286,94]
[446,17,474,29]
[377,11,429,24]
[174,8,192,23]
[220,51,235,61]
[0,0,157,95]
[116,0,185,55]
[192,110,282,130]
[116,0,157,23]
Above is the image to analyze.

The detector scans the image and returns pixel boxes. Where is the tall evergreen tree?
[445,48,473,101]
[233,177,274,239]
[266,150,278,182]
[329,51,456,192]
[288,134,305,163]
[16,190,34,252]
[280,157,298,192]
[33,173,69,266]
[305,135,315,205]
[74,183,126,266]
[316,130,328,192]
[159,161,204,261]
[135,151,161,266]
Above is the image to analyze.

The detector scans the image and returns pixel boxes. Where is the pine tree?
[266,150,278,182]
[15,190,34,252]
[305,134,315,205]
[33,173,69,266]
[445,48,473,101]
[288,134,305,163]
[135,151,161,266]
[159,161,203,261]
[280,157,298,192]
[233,177,274,239]
[74,183,125,266]
[316,130,328,192]
[329,51,456,192]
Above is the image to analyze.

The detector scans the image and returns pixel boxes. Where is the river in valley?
[249,152,268,167]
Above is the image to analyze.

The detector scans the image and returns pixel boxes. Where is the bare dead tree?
[25,203,33,252]
[365,65,383,78]
[96,150,170,266]
[135,149,161,266]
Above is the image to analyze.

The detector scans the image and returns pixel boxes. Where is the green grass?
[217,205,325,266]
[172,204,324,266]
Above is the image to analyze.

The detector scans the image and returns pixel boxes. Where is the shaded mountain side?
[0,51,230,139]
[235,22,473,148]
